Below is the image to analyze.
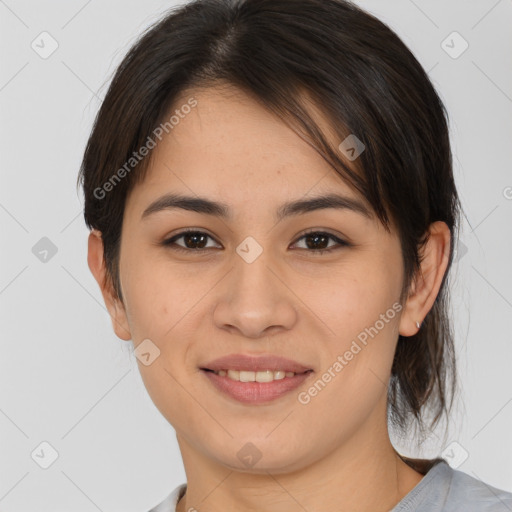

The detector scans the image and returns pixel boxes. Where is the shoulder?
[446,464,512,511]
[146,483,187,512]
[393,458,512,512]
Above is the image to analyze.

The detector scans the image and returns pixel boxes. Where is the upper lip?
[201,354,313,373]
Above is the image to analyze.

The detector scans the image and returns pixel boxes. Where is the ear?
[87,229,132,341]
[399,221,451,337]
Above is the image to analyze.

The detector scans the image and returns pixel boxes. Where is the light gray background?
[0,0,511,510]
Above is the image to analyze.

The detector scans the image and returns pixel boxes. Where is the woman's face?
[104,85,411,472]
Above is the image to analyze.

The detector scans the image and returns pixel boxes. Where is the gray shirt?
[147,459,512,511]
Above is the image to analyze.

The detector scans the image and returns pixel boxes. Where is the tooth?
[239,370,256,382]
[255,370,274,383]
[227,370,240,380]
[218,369,298,381]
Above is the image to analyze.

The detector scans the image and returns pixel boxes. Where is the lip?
[200,353,314,405]
[201,353,313,373]
[201,369,313,404]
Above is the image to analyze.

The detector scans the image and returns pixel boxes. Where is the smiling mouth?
[201,368,313,383]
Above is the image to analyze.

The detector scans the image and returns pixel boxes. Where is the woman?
[78,0,512,510]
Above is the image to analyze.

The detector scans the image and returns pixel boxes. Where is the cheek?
[298,315,399,445]
[297,260,401,405]
[120,245,202,338]
[297,256,400,334]
[122,262,206,421]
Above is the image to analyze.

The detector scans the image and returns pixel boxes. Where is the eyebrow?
[141,192,372,221]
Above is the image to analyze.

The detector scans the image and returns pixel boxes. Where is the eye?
[162,229,221,252]
[291,230,350,255]
[161,229,350,255]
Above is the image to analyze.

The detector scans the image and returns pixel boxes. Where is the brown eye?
[291,231,350,254]
[162,230,221,252]
[161,229,350,255]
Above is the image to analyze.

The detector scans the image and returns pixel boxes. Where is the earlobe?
[398,221,451,337]
[87,230,132,341]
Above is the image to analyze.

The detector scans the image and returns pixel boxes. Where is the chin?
[206,437,313,474]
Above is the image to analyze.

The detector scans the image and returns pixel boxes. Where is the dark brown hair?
[77,0,462,438]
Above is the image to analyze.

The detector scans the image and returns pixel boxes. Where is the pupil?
[306,233,328,250]
[185,232,207,248]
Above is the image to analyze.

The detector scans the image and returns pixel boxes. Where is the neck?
[175,408,424,512]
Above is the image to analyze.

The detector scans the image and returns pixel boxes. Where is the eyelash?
[161,228,350,255]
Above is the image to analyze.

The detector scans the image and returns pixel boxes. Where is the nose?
[213,247,298,339]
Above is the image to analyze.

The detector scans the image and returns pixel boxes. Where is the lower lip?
[201,370,313,404]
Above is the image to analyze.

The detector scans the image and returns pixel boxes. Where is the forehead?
[128,85,371,217]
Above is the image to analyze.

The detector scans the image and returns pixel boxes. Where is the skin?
[88,84,451,512]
